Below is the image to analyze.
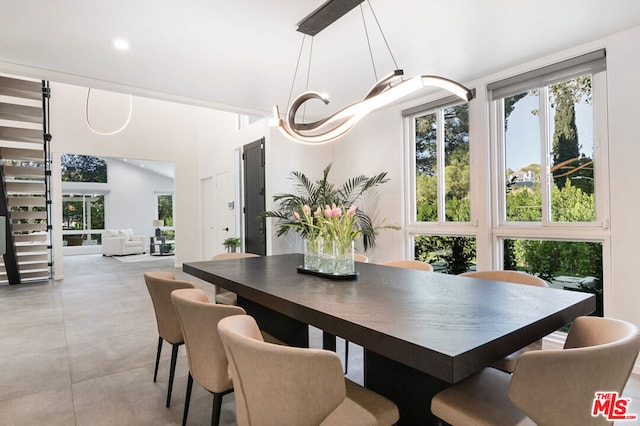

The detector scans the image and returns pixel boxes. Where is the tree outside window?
[157,194,174,239]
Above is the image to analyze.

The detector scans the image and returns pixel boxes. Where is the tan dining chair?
[460,270,548,372]
[217,314,399,426]
[431,316,640,426]
[210,252,260,305]
[381,259,434,272]
[353,253,369,263]
[144,271,195,407]
[171,288,246,426]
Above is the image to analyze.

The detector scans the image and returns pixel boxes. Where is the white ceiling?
[2,1,640,118]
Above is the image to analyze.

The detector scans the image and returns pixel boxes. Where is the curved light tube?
[273,70,474,144]
[85,88,133,136]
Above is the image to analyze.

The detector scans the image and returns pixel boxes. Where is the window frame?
[404,98,476,234]
[491,64,610,235]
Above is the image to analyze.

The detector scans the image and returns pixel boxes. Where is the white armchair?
[102,229,146,256]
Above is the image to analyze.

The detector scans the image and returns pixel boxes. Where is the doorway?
[243,138,266,256]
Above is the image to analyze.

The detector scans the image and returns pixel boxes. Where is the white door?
[215,171,236,255]
[201,176,216,259]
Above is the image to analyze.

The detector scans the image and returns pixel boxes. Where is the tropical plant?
[223,237,242,252]
[260,164,397,251]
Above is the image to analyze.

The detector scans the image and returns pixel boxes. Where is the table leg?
[365,349,447,425]
[322,331,337,351]
[237,296,309,348]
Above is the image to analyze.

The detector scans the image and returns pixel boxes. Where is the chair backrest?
[509,316,640,426]
[218,315,346,426]
[144,271,195,344]
[171,288,246,393]
[353,253,369,263]
[381,259,433,272]
[460,270,548,287]
[211,252,260,261]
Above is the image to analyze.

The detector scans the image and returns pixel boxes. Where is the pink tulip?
[347,205,357,217]
[325,205,332,217]
[314,207,322,217]
[303,205,311,215]
[334,206,342,217]
[293,212,301,220]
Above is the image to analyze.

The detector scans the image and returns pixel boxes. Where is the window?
[405,95,474,273]
[61,153,108,246]
[156,193,174,239]
[62,193,105,245]
[489,50,608,315]
[409,101,470,223]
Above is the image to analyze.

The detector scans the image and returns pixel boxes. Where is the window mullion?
[437,109,446,224]
[539,86,552,226]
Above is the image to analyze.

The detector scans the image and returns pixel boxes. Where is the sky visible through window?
[506,94,593,171]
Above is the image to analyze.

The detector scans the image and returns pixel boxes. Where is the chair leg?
[344,339,349,375]
[154,337,163,382]
[211,392,224,426]
[182,373,193,426]
[166,343,180,408]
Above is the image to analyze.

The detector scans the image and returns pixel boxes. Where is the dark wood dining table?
[184,253,596,424]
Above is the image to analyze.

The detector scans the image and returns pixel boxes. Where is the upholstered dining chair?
[381,259,434,272]
[217,314,400,426]
[460,270,548,372]
[353,253,369,263]
[210,253,260,305]
[144,271,195,407]
[171,288,246,426]
[431,316,640,426]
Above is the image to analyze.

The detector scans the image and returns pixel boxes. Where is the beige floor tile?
[0,346,71,401]
[0,384,75,426]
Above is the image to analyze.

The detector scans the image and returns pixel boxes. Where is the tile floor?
[0,254,638,425]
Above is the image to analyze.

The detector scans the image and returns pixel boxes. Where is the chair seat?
[491,340,542,373]
[321,379,399,425]
[215,290,237,305]
[431,368,535,426]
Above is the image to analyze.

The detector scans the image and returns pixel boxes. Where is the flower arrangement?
[320,204,361,256]
[290,203,361,274]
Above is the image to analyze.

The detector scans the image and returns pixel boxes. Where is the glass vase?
[318,237,335,274]
[303,237,320,271]
[334,239,355,275]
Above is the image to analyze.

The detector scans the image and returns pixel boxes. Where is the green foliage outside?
[414,76,601,281]
[157,194,174,227]
[62,195,105,230]
[415,235,476,275]
[61,154,107,182]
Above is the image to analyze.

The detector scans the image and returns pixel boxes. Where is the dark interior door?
[243,138,266,255]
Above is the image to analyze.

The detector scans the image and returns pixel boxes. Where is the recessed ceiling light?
[113,39,130,51]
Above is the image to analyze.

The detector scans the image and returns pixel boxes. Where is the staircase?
[0,75,52,284]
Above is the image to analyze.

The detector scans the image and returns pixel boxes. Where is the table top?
[184,253,595,383]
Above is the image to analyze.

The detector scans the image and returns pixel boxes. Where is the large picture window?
[405,95,474,274]
[489,50,608,315]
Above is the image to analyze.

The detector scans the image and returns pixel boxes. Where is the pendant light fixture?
[273,0,474,144]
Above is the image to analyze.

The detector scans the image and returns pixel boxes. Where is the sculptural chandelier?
[273,0,474,144]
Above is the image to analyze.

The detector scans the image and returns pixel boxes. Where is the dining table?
[184,253,596,424]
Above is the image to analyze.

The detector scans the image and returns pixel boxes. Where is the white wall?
[49,82,238,277]
[102,159,173,233]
